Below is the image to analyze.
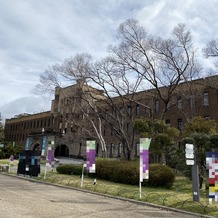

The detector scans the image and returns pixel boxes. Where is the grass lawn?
[35,170,218,217]
[0,159,18,165]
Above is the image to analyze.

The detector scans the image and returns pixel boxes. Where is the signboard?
[185,153,194,159]
[41,136,46,156]
[186,143,194,149]
[186,159,195,165]
[25,137,30,150]
[185,143,194,165]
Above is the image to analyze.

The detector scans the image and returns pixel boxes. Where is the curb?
[1,172,215,218]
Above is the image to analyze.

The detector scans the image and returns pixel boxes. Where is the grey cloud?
[0,96,51,120]
[0,0,218,120]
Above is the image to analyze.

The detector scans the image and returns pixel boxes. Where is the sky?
[0,0,218,121]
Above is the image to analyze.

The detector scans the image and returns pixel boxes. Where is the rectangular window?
[118,143,122,157]
[177,97,182,110]
[145,107,151,116]
[112,108,116,117]
[48,118,51,126]
[189,95,195,109]
[110,143,113,156]
[136,143,140,156]
[177,118,183,131]
[165,119,170,125]
[136,105,140,115]
[155,100,159,113]
[203,92,209,106]
[128,106,132,116]
[204,116,210,120]
[65,122,67,134]
[127,123,131,132]
[111,126,114,136]
[105,111,108,119]
[103,126,106,136]
[167,102,171,111]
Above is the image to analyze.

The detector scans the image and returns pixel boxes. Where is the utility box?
[0,164,9,172]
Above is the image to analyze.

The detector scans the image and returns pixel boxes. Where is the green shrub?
[111,162,138,185]
[0,144,22,159]
[56,164,83,175]
[56,159,175,188]
[146,164,175,188]
[95,159,175,188]
[95,158,118,180]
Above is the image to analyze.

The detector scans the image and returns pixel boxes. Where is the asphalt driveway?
[0,173,204,218]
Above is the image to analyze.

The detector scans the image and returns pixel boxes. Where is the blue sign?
[41,136,46,156]
[25,137,30,150]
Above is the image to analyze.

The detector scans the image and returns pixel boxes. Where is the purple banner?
[86,140,96,173]
[47,148,54,164]
[140,138,151,182]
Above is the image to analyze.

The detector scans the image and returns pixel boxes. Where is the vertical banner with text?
[86,140,96,173]
[206,152,218,204]
[25,137,30,150]
[46,141,55,165]
[41,136,46,156]
[140,138,151,182]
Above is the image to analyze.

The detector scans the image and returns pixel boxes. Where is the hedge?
[56,164,83,175]
[56,159,175,188]
[146,164,175,188]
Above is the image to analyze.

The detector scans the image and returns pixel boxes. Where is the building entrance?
[55,144,69,157]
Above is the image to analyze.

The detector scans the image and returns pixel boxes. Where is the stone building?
[4,75,218,159]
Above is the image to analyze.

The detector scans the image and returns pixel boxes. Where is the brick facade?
[4,75,218,159]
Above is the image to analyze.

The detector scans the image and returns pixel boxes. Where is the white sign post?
[185,143,200,202]
[185,144,195,165]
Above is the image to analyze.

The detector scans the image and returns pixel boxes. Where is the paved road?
[0,174,202,218]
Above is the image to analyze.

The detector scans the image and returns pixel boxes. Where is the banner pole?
[81,164,85,187]
[44,165,47,179]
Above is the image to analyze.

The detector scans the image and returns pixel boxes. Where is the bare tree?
[36,20,201,159]
[109,19,199,119]
[203,39,218,58]
[37,52,151,159]
[38,53,108,156]
[88,58,151,159]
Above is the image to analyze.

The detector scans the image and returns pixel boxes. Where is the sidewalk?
[8,157,84,174]
[55,157,84,165]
